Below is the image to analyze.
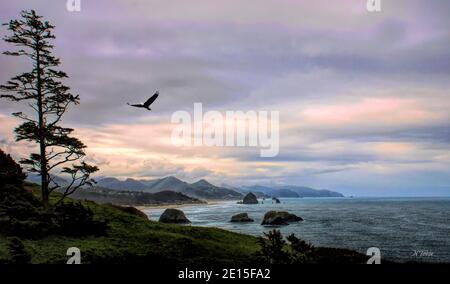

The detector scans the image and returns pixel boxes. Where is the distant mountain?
[241,185,343,198]
[271,188,300,197]
[276,185,344,197]
[96,177,147,191]
[187,179,243,199]
[68,187,203,206]
[239,185,298,197]
[27,173,68,186]
[29,173,342,200]
[96,176,243,200]
[143,176,190,193]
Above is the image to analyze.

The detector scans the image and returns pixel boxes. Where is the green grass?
[1,183,371,264]
[0,184,260,264]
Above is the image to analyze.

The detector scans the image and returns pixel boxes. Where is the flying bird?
[127,91,159,110]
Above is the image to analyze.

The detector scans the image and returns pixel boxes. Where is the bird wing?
[129,103,143,107]
[144,92,159,107]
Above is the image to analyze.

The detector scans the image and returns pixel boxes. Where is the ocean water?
[143,197,450,263]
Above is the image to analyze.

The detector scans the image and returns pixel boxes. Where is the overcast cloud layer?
[1,0,449,196]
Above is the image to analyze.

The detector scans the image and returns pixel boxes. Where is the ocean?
[142,197,450,263]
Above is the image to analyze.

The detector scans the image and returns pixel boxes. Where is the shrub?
[53,202,108,237]
[0,184,51,238]
[1,198,108,238]
[286,233,316,263]
[256,230,290,264]
[256,230,317,264]
[8,237,31,264]
[0,151,108,238]
[0,149,46,238]
[0,148,26,187]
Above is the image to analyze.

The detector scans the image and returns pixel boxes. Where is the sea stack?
[159,208,191,224]
[261,211,303,226]
[242,192,258,204]
[230,213,254,222]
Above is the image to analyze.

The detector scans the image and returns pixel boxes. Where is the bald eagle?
[127,91,159,110]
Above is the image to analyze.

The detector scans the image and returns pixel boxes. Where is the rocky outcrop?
[158,208,191,224]
[230,213,254,223]
[242,192,258,204]
[109,204,148,219]
[261,211,303,226]
[272,197,281,204]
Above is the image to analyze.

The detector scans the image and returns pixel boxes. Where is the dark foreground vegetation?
[0,149,370,264]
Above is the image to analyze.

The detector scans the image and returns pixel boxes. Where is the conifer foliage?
[0,10,98,208]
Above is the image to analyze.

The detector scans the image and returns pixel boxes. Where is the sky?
[0,0,449,196]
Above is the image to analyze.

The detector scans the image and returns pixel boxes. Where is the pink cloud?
[301,98,443,126]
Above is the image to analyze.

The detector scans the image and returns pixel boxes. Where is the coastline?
[136,199,232,210]
[140,196,450,263]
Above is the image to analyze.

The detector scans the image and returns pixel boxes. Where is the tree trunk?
[36,47,48,209]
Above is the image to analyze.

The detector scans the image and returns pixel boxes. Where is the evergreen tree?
[0,10,98,208]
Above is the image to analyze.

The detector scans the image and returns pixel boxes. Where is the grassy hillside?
[0,184,259,264]
[0,183,370,264]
